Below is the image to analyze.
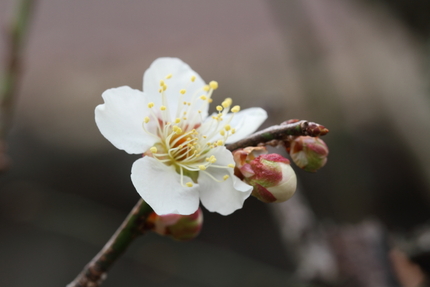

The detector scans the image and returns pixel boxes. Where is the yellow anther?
[175,118,181,123]
[231,105,240,113]
[173,126,182,134]
[208,98,213,103]
[203,135,207,139]
[228,164,235,168]
[191,76,196,82]
[186,182,193,187]
[179,145,184,149]
[144,117,150,123]
[148,102,154,108]
[223,175,229,181]
[231,128,236,134]
[199,165,207,170]
[160,106,166,111]
[224,124,231,131]
[158,88,162,93]
[217,140,224,146]
[220,130,226,136]
[200,95,207,100]
[150,147,157,153]
[216,105,223,112]
[198,110,202,113]
[160,80,165,86]
[187,102,191,106]
[203,85,210,92]
[212,116,216,119]
[209,81,218,90]
[180,89,186,94]
[183,117,187,120]
[163,84,167,91]
[209,156,217,163]
[165,74,172,79]
[222,98,232,108]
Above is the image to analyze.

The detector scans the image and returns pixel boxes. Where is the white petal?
[95,86,157,154]
[143,57,209,119]
[131,157,200,215]
[225,107,267,143]
[198,147,252,215]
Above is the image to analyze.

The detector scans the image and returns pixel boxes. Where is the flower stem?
[66,199,153,287]
[226,120,328,151]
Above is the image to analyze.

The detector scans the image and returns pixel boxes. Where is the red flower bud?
[289,136,328,172]
[233,147,297,203]
[146,208,203,241]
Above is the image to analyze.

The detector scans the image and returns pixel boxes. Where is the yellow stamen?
[208,98,213,103]
[166,74,172,79]
[200,95,207,100]
[231,105,240,113]
[203,85,210,92]
[223,175,229,181]
[163,84,167,91]
[186,182,193,187]
[222,98,232,108]
[199,165,206,170]
[224,124,231,131]
[228,164,235,168]
[216,105,223,112]
[180,89,186,94]
[209,81,218,90]
[220,130,225,136]
[150,147,157,153]
[148,102,154,108]
[160,80,165,86]
[160,106,166,111]
[191,76,196,82]
[217,140,224,146]
[144,117,150,123]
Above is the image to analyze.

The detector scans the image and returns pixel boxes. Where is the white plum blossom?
[95,58,267,215]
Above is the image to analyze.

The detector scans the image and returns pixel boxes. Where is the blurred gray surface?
[2,0,430,286]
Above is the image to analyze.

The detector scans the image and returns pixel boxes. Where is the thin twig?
[0,0,37,171]
[67,199,153,287]
[226,120,328,151]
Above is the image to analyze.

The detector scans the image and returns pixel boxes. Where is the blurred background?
[1,0,430,286]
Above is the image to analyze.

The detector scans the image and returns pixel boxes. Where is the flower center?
[141,74,240,187]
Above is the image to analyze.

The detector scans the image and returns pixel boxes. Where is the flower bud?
[289,136,328,172]
[146,208,203,241]
[233,147,297,203]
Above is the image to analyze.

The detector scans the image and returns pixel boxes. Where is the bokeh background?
[1,0,430,286]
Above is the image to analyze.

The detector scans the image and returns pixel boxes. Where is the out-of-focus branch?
[0,0,37,171]
[226,120,328,151]
[67,199,153,287]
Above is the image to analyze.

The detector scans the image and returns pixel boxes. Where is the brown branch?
[67,199,153,287]
[0,0,37,172]
[226,119,329,151]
